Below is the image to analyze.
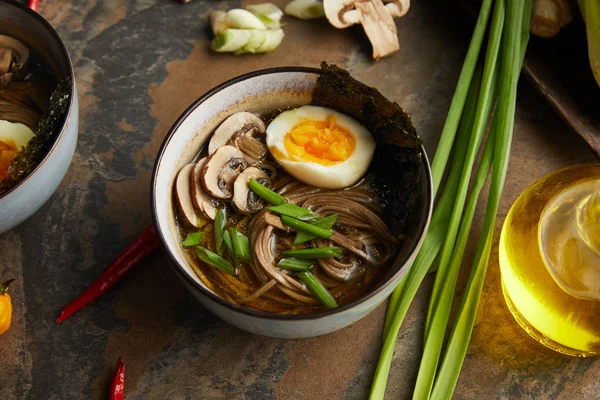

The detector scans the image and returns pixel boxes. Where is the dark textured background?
[1,1,598,399]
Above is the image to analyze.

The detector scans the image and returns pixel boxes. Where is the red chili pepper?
[27,0,40,11]
[109,357,125,400]
[57,225,159,323]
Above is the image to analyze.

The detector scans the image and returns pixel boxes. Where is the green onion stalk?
[372,0,533,398]
[430,4,532,398]
[371,1,494,397]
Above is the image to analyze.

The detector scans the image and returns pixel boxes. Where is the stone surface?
[1,1,598,399]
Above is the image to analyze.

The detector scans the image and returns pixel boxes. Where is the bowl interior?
[0,0,74,199]
[153,68,432,318]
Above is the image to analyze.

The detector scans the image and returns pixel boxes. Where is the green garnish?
[223,229,234,262]
[280,215,333,239]
[248,178,286,205]
[277,258,314,272]
[181,232,205,247]
[297,271,337,308]
[282,246,343,259]
[228,227,252,264]
[294,214,339,245]
[194,246,236,275]
[214,208,227,256]
[268,203,319,221]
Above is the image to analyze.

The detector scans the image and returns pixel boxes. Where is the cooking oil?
[499,164,600,356]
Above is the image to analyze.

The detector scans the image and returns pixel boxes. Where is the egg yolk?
[0,139,18,183]
[274,116,356,165]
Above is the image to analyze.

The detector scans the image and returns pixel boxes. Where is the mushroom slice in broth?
[208,112,268,163]
[0,35,30,84]
[202,145,246,199]
[176,163,205,228]
[192,158,218,220]
[233,167,270,214]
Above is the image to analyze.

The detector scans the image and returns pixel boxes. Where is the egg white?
[0,120,34,150]
[266,105,375,189]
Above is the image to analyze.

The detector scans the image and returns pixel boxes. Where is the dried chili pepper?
[109,357,125,400]
[27,0,40,11]
[57,225,159,323]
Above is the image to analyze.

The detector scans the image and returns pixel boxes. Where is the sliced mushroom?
[176,164,204,228]
[192,158,218,220]
[233,167,271,214]
[202,145,246,199]
[236,134,268,163]
[0,35,30,84]
[208,111,266,154]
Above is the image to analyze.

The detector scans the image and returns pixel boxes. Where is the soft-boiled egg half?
[266,105,375,189]
[0,120,34,182]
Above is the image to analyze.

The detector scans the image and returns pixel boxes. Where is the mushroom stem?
[355,0,399,60]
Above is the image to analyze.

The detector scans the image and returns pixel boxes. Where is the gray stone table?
[1,1,598,399]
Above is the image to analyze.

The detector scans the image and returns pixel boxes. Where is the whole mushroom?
[324,0,410,60]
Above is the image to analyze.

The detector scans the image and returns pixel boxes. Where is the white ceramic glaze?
[0,1,78,233]
[152,68,433,338]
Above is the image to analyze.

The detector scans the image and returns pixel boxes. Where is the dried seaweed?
[0,78,71,195]
[311,62,422,235]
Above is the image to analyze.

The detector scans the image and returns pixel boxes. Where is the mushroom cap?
[0,35,30,83]
[202,145,246,199]
[176,163,205,228]
[208,112,266,155]
[324,0,359,28]
[232,167,270,214]
[192,158,218,220]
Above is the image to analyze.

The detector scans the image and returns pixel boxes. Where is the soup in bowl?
[0,0,78,233]
[152,64,432,338]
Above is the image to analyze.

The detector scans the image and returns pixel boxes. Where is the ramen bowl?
[152,67,432,338]
[0,0,78,233]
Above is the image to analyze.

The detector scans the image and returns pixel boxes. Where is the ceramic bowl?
[0,0,78,233]
[152,67,433,338]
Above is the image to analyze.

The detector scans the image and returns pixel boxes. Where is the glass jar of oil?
[499,164,600,357]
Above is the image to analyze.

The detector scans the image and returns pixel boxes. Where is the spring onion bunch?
[371,0,533,398]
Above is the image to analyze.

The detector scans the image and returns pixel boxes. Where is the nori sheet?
[311,62,422,235]
[0,78,72,195]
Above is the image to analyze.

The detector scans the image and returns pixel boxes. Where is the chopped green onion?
[254,29,284,53]
[284,0,325,20]
[234,30,267,55]
[248,178,286,205]
[280,215,333,239]
[211,29,252,52]
[247,3,283,29]
[181,231,205,247]
[294,214,339,245]
[209,10,229,36]
[277,258,314,272]
[297,271,337,308]
[214,208,227,256]
[282,246,343,259]
[228,227,252,263]
[195,246,236,275]
[223,229,234,260]
[225,9,267,30]
[268,203,319,221]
